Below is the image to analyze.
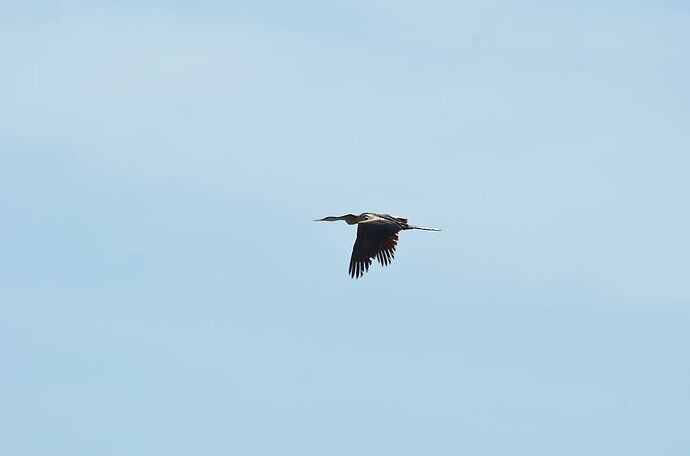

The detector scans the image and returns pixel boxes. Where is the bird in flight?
[315,212,441,278]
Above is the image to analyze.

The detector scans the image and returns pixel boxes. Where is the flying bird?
[315,212,441,278]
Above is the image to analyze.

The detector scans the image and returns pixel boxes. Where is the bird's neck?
[343,214,360,224]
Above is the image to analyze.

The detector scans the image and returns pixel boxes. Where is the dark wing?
[375,232,398,267]
[349,221,401,278]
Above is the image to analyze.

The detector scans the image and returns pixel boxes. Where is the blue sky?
[1,1,689,455]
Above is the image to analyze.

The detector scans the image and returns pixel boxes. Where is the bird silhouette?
[315,212,440,278]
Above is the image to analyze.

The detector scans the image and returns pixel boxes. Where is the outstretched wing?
[349,221,401,278]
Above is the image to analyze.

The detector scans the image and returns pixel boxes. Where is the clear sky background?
[1,1,689,455]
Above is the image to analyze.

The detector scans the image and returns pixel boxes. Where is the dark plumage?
[315,212,440,278]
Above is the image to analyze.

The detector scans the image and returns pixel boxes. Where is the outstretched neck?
[316,214,361,225]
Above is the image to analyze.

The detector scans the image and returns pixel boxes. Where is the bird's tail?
[406,225,442,231]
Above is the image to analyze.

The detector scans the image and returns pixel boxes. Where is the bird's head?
[314,214,359,224]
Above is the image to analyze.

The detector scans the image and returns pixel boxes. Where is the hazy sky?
[2,1,689,455]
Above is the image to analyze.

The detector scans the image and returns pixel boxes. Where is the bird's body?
[315,212,440,278]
